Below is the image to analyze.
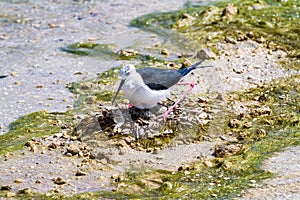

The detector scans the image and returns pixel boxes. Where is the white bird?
[112,60,212,120]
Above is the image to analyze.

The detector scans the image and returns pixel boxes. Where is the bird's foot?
[129,107,151,120]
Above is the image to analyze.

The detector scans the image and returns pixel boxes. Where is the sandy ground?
[0,0,299,199]
[0,0,189,134]
[240,146,300,200]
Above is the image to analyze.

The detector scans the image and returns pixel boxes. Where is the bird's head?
[120,64,135,79]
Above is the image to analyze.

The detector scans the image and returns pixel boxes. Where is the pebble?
[222,4,237,17]
[75,170,87,176]
[257,128,267,137]
[48,142,57,149]
[160,49,169,55]
[17,188,31,194]
[161,182,173,190]
[1,185,12,190]
[6,192,16,197]
[66,152,73,157]
[196,48,216,59]
[220,135,228,140]
[184,171,191,175]
[48,23,58,28]
[223,162,233,170]
[211,193,218,197]
[228,119,240,128]
[214,143,243,157]
[67,144,81,155]
[10,71,17,76]
[36,84,43,88]
[14,178,24,183]
[250,179,256,184]
[204,160,214,167]
[52,177,66,185]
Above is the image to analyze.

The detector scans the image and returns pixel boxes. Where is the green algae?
[0,110,73,155]
[15,74,296,200]
[131,0,300,68]
[78,74,298,199]
[60,42,118,58]
[61,41,175,64]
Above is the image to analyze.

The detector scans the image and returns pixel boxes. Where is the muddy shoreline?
[0,0,299,199]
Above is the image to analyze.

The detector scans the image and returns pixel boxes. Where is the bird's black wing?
[136,60,209,90]
[136,68,182,90]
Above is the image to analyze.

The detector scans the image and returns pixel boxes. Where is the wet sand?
[0,0,299,199]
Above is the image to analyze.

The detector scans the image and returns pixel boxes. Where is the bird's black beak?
[112,79,125,105]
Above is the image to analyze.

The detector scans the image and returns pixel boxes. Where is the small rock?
[233,67,244,74]
[223,162,233,170]
[75,170,87,176]
[222,4,238,18]
[6,192,16,197]
[228,119,240,128]
[220,135,227,140]
[111,174,124,182]
[160,49,169,56]
[204,160,214,167]
[119,147,126,155]
[67,144,81,155]
[196,48,216,59]
[243,122,252,129]
[78,151,84,157]
[48,23,58,28]
[184,171,191,175]
[10,71,17,76]
[66,152,73,157]
[119,49,140,57]
[14,178,24,183]
[250,179,256,184]
[211,193,218,197]
[1,185,12,190]
[214,143,243,158]
[161,182,173,191]
[181,13,194,19]
[178,164,193,171]
[111,174,119,180]
[0,33,8,40]
[52,177,66,185]
[36,84,43,88]
[31,145,39,153]
[48,142,57,149]
[225,36,237,44]
[256,128,267,137]
[74,71,83,75]
[197,97,208,103]
[17,188,31,194]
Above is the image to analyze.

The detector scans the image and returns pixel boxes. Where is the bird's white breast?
[122,71,169,109]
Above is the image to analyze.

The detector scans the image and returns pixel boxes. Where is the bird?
[112,60,212,120]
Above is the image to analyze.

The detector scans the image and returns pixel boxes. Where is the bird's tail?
[178,60,213,77]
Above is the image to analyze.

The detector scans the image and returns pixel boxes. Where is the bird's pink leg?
[163,82,195,120]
